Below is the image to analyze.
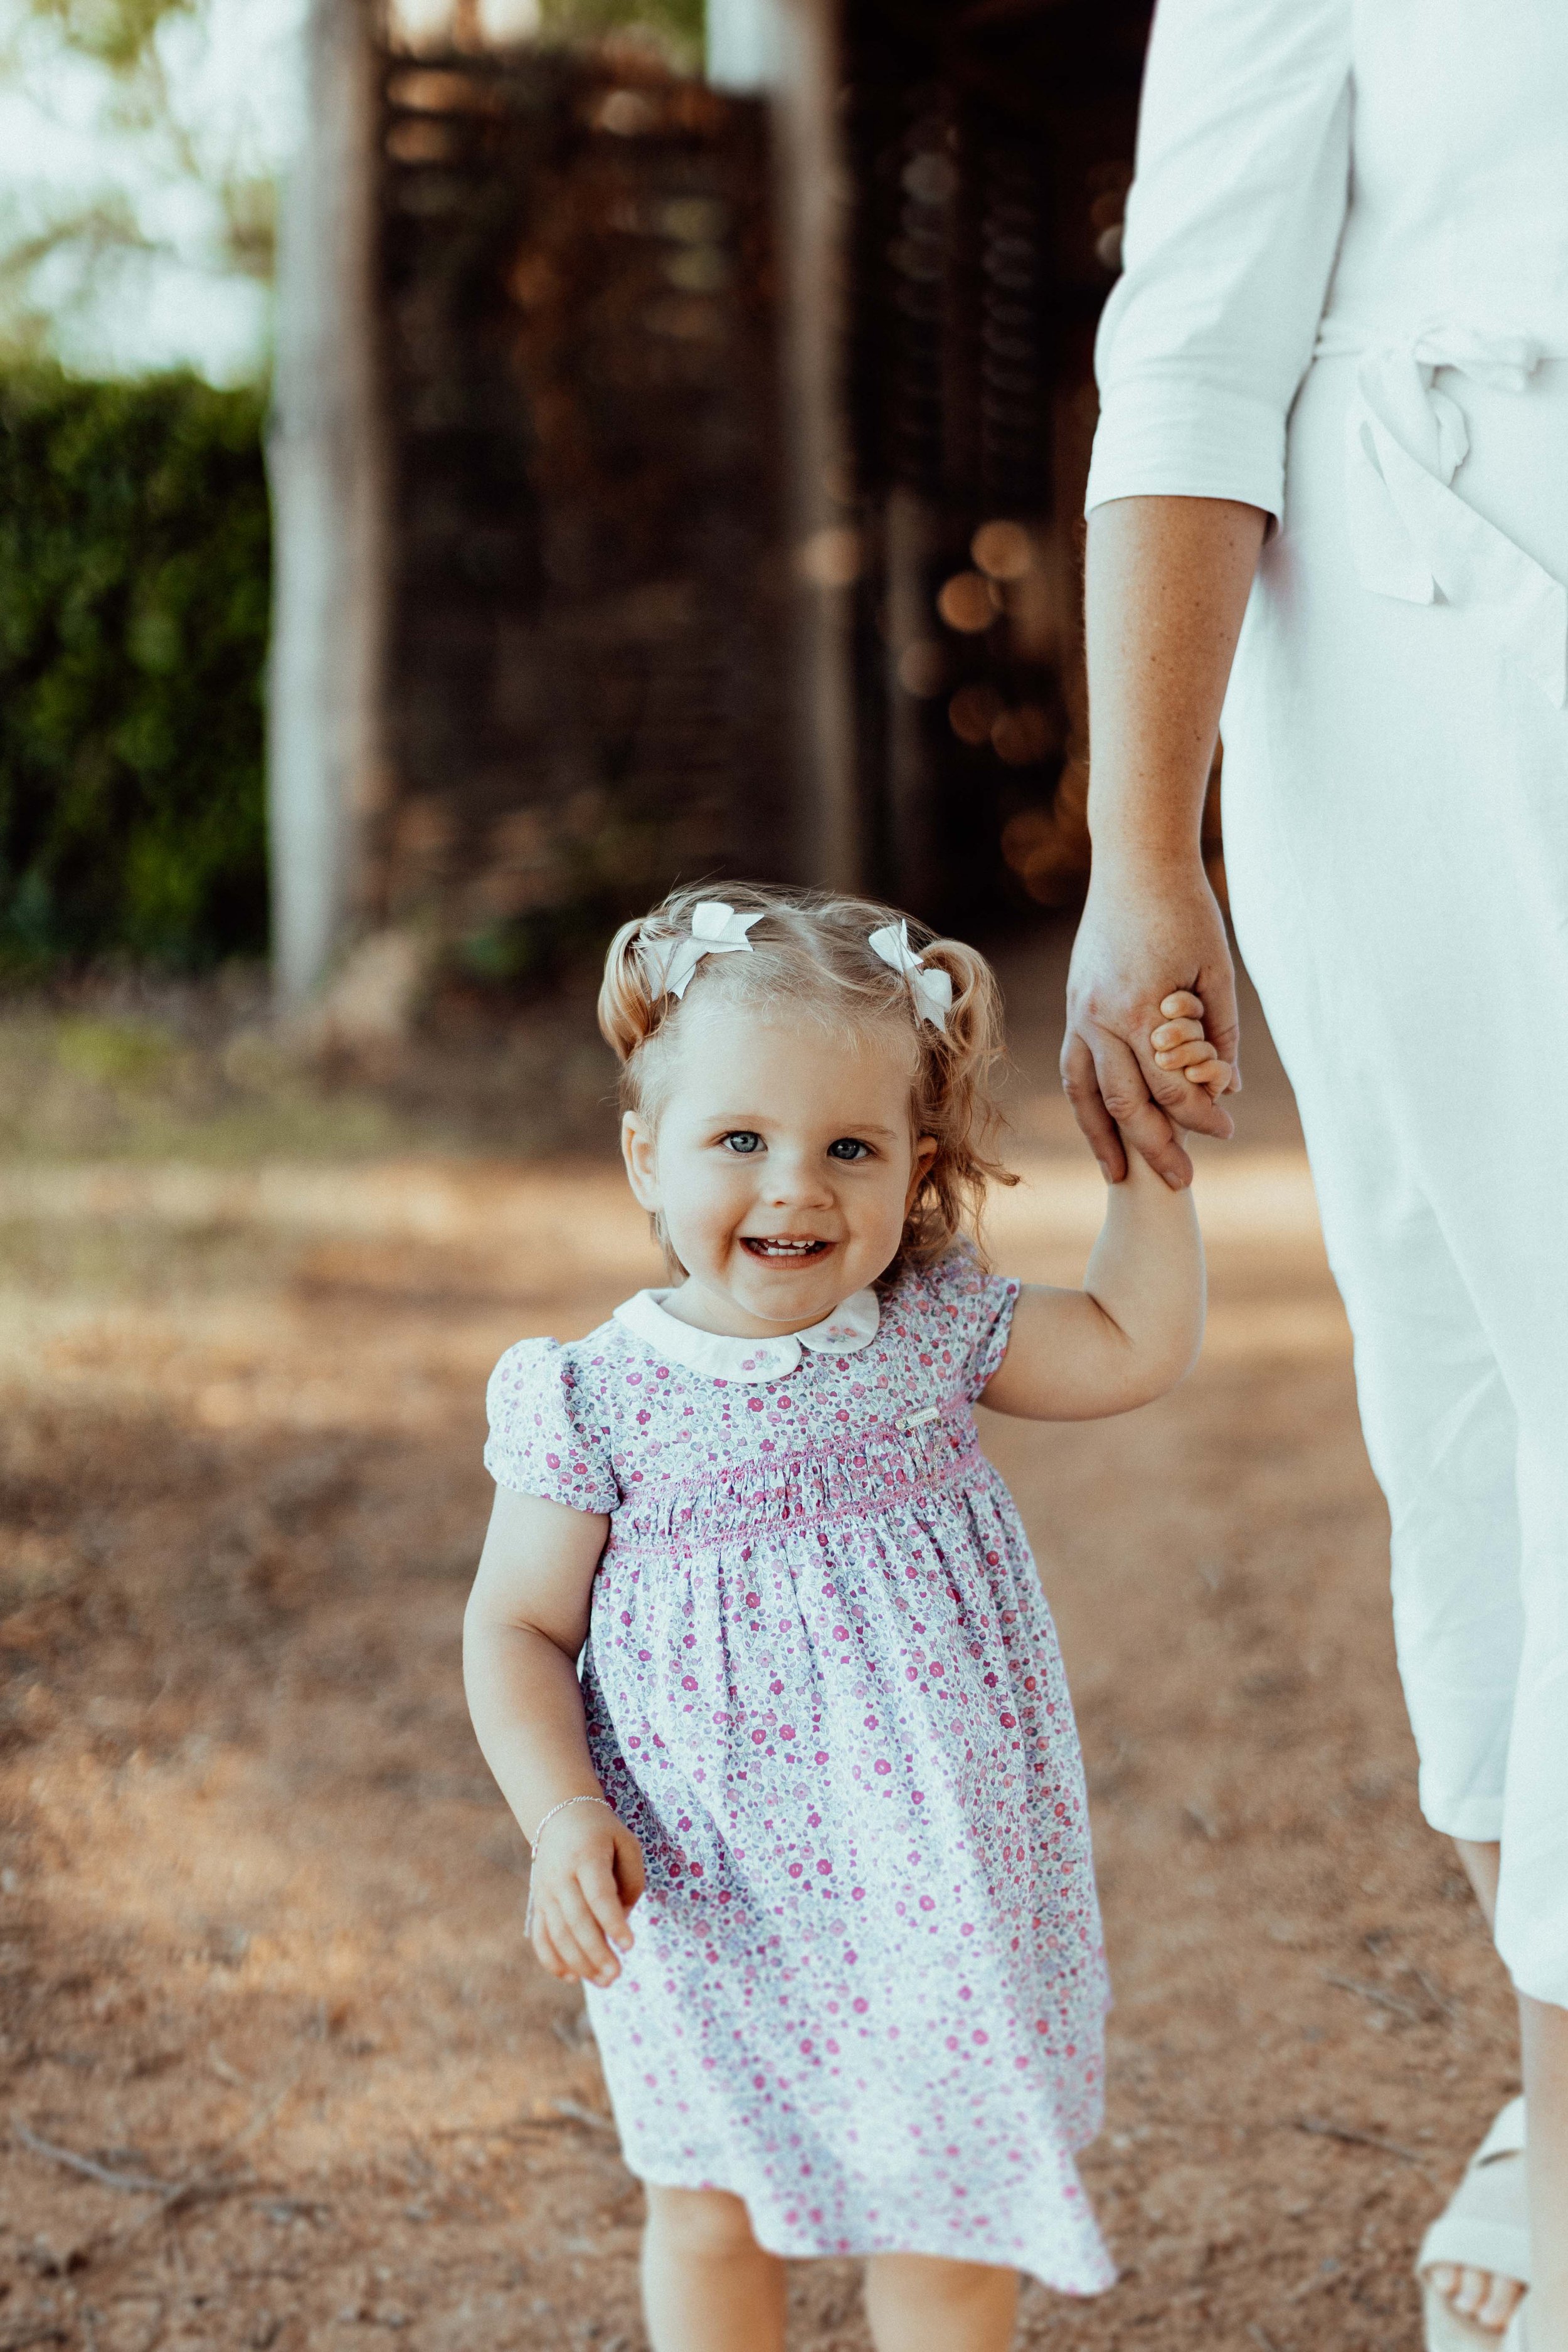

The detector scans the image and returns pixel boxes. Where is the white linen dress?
[1086,0,1568,2008]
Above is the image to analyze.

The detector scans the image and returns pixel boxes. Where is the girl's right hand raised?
[527,1803,647,1988]
[1150,990,1234,1097]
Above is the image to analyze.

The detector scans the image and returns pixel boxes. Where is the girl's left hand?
[1150,990,1234,1098]
[528,1805,647,1988]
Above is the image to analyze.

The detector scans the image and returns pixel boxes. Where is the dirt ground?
[0,928,1521,2351]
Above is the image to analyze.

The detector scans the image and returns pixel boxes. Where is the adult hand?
[1062,863,1241,1188]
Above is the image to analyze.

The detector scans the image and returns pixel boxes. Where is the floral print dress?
[484,1245,1113,2290]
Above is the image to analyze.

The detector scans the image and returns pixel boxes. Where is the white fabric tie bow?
[1315,318,1567,705]
[643,900,764,1000]
[867,920,953,1030]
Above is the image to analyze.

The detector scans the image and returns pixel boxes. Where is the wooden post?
[711,0,860,892]
[265,0,387,1003]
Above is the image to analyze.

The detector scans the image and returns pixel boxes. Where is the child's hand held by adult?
[1061,869,1242,1190]
[1152,990,1233,1097]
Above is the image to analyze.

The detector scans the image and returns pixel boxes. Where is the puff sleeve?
[1085,0,1353,524]
[917,1246,1021,1402]
[484,1339,618,1514]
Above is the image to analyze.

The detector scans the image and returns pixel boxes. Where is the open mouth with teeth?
[741,1237,833,1261]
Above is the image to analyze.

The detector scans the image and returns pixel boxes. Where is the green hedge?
[0,369,270,970]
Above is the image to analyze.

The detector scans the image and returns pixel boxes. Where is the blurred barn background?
[0,0,1196,1006]
[269,0,1174,1009]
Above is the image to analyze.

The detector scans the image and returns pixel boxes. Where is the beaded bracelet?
[522,1794,617,1939]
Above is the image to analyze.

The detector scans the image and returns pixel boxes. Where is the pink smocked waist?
[602,1407,998,1555]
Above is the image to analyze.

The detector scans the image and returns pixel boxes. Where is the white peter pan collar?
[612,1284,881,1382]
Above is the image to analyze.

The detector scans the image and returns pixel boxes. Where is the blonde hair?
[597,882,1017,1277]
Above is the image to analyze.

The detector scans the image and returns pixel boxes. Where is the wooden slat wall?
[369,43,791,980]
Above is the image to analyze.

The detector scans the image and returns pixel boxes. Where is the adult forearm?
[1084,495,1267,874]
[1062,494,1266,1184]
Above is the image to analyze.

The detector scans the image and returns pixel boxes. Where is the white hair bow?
[867,920,952,1030]
[642,899,764,1000]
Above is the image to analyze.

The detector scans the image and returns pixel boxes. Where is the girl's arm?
[980,1134,1204,1421]
[463,1486,645,1988]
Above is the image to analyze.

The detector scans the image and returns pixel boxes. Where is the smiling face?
[621,998,937,1338]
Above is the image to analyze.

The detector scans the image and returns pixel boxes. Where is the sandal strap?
[1416,2102,1530,2291]
[1474,2099,1527,2168]
[1419,2214,1531,2288]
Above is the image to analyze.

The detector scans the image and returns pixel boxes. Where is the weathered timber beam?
[265,0,388,1002]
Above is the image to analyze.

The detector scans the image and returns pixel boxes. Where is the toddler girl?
[464,886,1205,2352]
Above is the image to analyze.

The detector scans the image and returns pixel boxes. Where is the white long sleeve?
[1086,0,1352,522]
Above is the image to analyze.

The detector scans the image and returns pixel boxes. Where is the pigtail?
[921,936,1004,1078]
[596,918,664,1065]
[902,933,1019,1269]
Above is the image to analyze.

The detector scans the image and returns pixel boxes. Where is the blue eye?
[721,1131,764,1155]
[827,1137,873,1162]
